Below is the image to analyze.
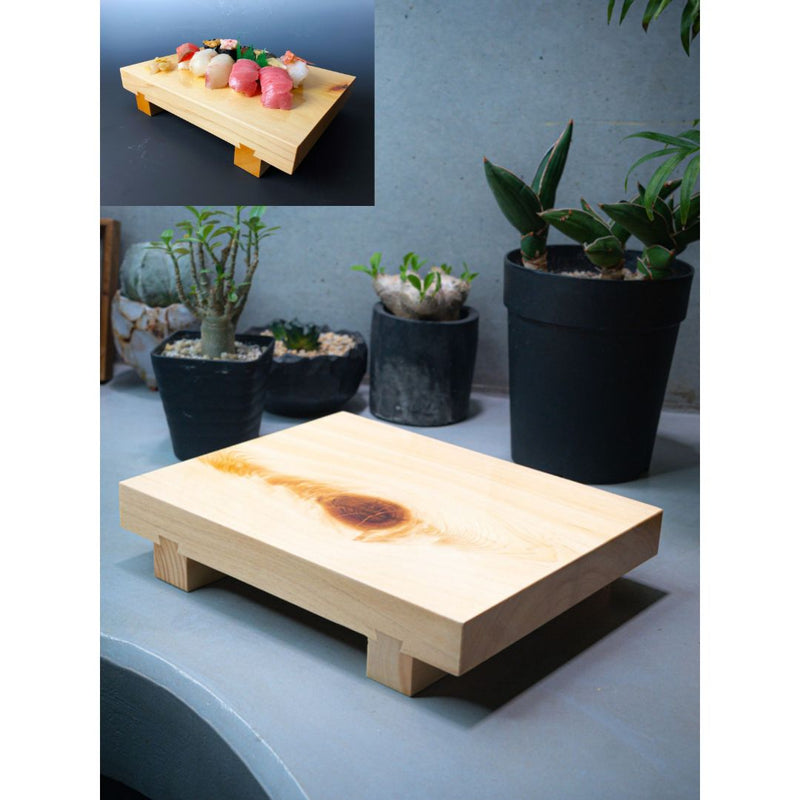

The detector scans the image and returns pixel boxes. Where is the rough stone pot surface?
[111,291,198,389]
[368,302,479,427]
[245,326,368,418]
[503,246,694,483]
[151,331,274,461]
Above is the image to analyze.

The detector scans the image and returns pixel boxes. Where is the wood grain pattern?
[100,218,120,383]
[119,55,355,175]
[119,412,662,694]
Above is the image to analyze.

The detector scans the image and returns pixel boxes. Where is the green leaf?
[405,273,422,291]
[601,201,673,248]
[671,216,700,252]
[624,146,683,192]
[369,252,383,274]
[583,235,625,269]
[535,120,573,210]
[484,158,545,235]
[680,0,700,54]
[642,151,686,216]
[637,244,675,279]
[539,208,612,245]
[678,156,700,225]
[642,0,668,31]
[626,130,697,149]
[520,232,546,260]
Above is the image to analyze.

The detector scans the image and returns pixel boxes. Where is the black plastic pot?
[151,331,274,461]
[504,246,694,484]
[369,302,479,426]
[245,326,368,418]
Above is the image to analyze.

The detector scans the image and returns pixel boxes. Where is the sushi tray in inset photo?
[119,48,356,177]
[118,412,663,696]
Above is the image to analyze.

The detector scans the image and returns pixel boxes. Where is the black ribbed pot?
[504,246,694,484]
[151,331,274,461]
[245,326,367,418]
[369,302,479,426]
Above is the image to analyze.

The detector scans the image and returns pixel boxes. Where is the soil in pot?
[368,302,479,427]
[151,331,274,461]
[503,246,694,483]
[246,326,368,418]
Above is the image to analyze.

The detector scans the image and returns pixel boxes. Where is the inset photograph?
[101,0,374,206]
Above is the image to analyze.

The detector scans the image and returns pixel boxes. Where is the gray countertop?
[101,365,699,800]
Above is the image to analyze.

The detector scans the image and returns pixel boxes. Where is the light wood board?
[119,54,355,175]
[119,412,661,695]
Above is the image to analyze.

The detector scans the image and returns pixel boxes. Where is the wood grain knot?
[328,84,348,92]
[320,494,410,530]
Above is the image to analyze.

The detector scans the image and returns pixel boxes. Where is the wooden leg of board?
[135,93,163,116]
[366,632,447,696]
[153,538,224,592]
[234,144,269,177]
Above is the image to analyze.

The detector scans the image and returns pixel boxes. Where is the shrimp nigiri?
[280,51,310,88]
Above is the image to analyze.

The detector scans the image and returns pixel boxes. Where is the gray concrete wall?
[102,0,699,408]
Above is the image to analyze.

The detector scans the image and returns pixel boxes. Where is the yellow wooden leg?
[153,538,224,592]
[135,92,163,116]
[234,144,269,177]
[366,632,447,695]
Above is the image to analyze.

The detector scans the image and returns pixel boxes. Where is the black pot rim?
[151,330,274,364]
[372,302,479,327]
[503,246,694,331]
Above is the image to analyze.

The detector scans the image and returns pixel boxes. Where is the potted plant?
[244,318,368,418]
[148,206,278,461]
[484,123,696,483]
[351,252,479,426]
[111,242,198,389]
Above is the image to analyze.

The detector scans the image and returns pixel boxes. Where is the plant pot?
[245,326,368,418]
[151,331,274,461]
[111,291,198,389]
[369,302,479,426]
[503,246,694,484]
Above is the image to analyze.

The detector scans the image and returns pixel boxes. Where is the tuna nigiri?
[259,66,293,109]
[176,42,199,62]
[188,48,217,77]
[280,51,310,88]
[229,58,260,97]
[205,53,235,89]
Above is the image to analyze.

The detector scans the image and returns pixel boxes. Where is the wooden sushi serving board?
[119,54,355,176]
[119,412,662,695]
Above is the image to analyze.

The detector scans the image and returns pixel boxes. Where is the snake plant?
[539,179,699,279]
[483,120,573,270]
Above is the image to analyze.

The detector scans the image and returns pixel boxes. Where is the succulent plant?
[539,179,699,279]
[268,319,321,352]
[483,120,573,270]
[150,206,279,358]
[352,252,477,321]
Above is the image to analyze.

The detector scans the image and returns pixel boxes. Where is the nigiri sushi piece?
[188,48,217,77]
[205,53,235,89]
[148,56,177,74]
[280,50,310,87]
[176,42,199,62]
[229,58,260,97]
[259,66,294,109]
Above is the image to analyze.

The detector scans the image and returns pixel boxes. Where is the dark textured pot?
[245,326,368,418]
[151,331,274,461]
[369,302,479,426]
[504,246,694,484]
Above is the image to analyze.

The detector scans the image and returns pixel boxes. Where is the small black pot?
[151,331,274,461]
[245,326,368,418]
[369,302,479,426]
[504,246,694,484]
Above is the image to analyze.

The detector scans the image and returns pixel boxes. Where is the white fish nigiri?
[205,53,235,89]
[188,48,217,77]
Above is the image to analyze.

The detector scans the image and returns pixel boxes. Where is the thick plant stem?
[200,314,236,359]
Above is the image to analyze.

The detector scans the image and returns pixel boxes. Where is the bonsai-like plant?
[539,178,699,279]
[483,119,573,270]
[352,252,477,321]
[151,206,278,358]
